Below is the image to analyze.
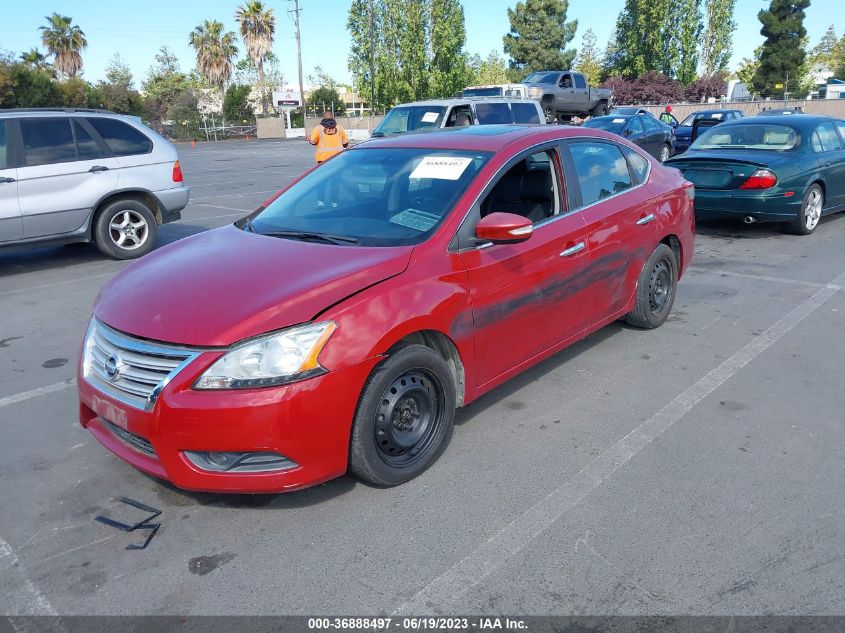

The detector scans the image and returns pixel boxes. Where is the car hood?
[94,224,414,346]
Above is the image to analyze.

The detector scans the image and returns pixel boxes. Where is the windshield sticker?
[612,118,626,123]
[390,209,440,232]
[421,112,440,123]
[410,156,473,180]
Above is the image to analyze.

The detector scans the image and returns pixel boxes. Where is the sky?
[2,0,843,89]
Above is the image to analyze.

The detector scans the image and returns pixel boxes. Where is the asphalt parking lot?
[1,139,844,617]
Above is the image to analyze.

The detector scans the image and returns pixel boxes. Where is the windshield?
[373,106,446,136]
[680,112,728,127]
[463,87,502,97]
[690,123,800,151]
[524,72,559,85]
[248,148,491,247]
[582,117,627,134]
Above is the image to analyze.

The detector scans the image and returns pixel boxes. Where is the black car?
[673,109,744,154]
[609,106,653,116]
[582,113,675,162]
[757,107,805,116]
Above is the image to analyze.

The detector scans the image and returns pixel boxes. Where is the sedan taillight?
[739,169,777,190]
[172,160,184,183]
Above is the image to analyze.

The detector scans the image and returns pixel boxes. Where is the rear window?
[475,103,513,125]
[0,121,7,169]
[462,87,502,97]
[511,102,541,124]
[20,118,76,166]
[86,118,153,156]
[690,123,799,151]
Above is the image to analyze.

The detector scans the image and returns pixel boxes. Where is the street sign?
[272,89,302,107]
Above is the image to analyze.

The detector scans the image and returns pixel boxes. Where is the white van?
[371,98,545,138]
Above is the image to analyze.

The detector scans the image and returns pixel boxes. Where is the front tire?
[785,184,823,235]
[349,344,456,487]
[625,244,678,329]
[94,199,157,259]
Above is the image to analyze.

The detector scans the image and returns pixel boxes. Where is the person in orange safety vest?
[308,111,349,163]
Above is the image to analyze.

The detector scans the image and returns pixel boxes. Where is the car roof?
[688,109,742,115]
[719,114,836,129]
[0,108,137,121]
[356,124,617,152]
[391,98,533,107]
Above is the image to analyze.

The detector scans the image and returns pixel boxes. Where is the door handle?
[89,165,109,173]
[560,242,586,257]
[636,213,655,225]
[0,176,15,184]
[824,161,832,167]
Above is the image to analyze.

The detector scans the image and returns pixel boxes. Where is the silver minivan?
[371,98,545,138]
[0,108,189,259]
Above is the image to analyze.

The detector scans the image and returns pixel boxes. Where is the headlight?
[527,87,542,98]
[194,322,337,390]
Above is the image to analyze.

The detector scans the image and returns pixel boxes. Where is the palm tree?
[39,13,87,78]
[189,20,239,92]
[20,48,53,73]
[235,1,275,114]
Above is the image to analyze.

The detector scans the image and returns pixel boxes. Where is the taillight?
[739,169,777,190]
[172,160,184,183]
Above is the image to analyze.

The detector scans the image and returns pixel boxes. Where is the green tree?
[223,83,254,122]
[752,0,810,97]
[808,26,838,67]
[235,1,275,114]
[735,46,762,87]
[430,0,470,97]
[468,50,510,85]
[39,13,87,78]
[0,54,60,108]
[189,20,239,91]
[20,48,52,74]
[503,0,578,77]
[701,0,737,76]
[574,28,603,84]
[91,53,143,115]
[613,0,665,77]
[676,0,703,84]
[602,29,624,77]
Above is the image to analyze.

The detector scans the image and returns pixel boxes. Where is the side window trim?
[77,118,114,157]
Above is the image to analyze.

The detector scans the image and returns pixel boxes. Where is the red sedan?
[78,125,695,493]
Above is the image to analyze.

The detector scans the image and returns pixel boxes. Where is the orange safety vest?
[309,124,348,162]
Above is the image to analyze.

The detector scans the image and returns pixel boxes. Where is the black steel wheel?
[349,344,456,487]
[625,243,678,329]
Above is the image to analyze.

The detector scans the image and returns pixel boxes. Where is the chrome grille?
[105,420,156,457]
[82,319,200,411]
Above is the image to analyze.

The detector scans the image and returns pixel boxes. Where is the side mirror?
[623,128,633,136]
[476,212,533,244]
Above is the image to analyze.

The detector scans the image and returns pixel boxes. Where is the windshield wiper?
[261,230,359,245]
[242,217,257,233]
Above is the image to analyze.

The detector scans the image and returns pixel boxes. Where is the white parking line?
[0,536,58,617]
[191,189,279,201]
[689,267,841,290]
[0,272,115,297]
[0,380,76,408]
[190,203,251,214]
[394,270,845,614]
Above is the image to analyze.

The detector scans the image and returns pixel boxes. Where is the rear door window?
[623,148,649,185]
[74,120,105,160]
[834,121,845,146]
[86,118,153,156]
[511,102,541,124]
[574,74,586,89]
[20,118,76,166]
[474,103,513,125]
[626,117,644,135]
[811,122,841,153]
[568,141,633,206]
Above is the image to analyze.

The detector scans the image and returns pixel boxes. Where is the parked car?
[665,115,845,234]
[610,107,653,116]
[371,98,544,137]
[757,107,805,116]
[673,109,744,154]
[78,124,694,493]
[582,113,676,162]
[462,84,527,99]
[522,70,613,122]
[0,108,189,259]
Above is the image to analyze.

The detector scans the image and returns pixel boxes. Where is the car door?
[0,119,23,243]
[16,117,119,239]
[623,116,648,153]
[456,145,594,386]
[572,74,590,112]
[813,121,845,208]
[562,139,657,317]
[556,73,576,112]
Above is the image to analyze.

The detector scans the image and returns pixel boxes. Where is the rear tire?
[625,244,678,329]
[349,344,456,487]
[659,143,671,163]
[94,199,158,260]
[591,102,608,117]
[542,101,557,124]
[785,184,823,235]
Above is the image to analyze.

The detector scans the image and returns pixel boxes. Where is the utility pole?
[289,0,305,121]
[369,0,376,124]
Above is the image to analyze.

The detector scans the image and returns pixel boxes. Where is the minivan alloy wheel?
[109,210,150,250]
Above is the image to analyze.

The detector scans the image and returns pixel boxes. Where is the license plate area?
[683,168,732,188]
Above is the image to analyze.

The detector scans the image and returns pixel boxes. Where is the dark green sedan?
[665,115,845,234]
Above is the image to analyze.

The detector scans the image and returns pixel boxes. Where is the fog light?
[184,451,298,473]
